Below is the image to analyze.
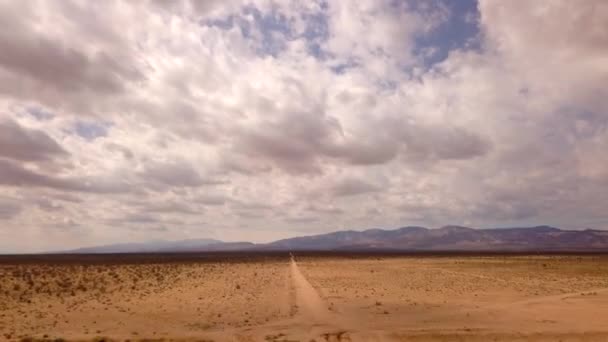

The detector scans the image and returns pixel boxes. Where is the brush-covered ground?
[1,254,608,341]
[297,255,608,341]
[0,255,290,341]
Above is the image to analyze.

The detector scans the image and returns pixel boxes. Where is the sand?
[0,258,289,340]
[297,255,608,341]
[1,254,608,341]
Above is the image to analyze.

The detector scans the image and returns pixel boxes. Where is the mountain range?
[64,238,254,253]
[61,225,608,253]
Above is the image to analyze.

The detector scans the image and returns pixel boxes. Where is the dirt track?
[290,255,332,320]
[238,256,608,342]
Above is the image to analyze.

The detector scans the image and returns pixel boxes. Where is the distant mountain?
[63,238,253,253]
[59,226,608,253]
[262,225,608,251]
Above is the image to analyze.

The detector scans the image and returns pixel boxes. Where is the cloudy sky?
[0,0,607,253]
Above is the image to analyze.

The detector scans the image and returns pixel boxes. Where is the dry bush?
[0,262,193,310]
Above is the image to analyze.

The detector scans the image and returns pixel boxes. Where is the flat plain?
[1,253,608,341]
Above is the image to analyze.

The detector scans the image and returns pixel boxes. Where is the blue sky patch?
[25,106,54,120]
[414,0,481,68]
[73,120,111,141]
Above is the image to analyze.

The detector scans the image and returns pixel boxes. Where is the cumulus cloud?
[0,118,68,161]
[0,159,131,194]
[141,160,203,187]
[140,160,223,188]
[0,1,143,115]
[0,0,606,252]
[0,29,137,94]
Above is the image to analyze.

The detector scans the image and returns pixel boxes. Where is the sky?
[0,0,607,253]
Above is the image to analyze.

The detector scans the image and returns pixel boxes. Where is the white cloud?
[0,0,607,252]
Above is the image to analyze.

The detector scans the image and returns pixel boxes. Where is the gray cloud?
[0,119,68,161]
[195,195,226,206]
[330,178,382,197]
[140,201,200,215]
[34,197,64,212]
[141,160,221,188]
[285,216,319,224]
[0,35,134,94]
[230,201,274,211]
[46,217,81,231]
[0,159,76,189]
[0,197,22,219]
[235,110,339,174]
[329,138,399,166]
[402,124,491,161]
[123,213,159,224]
[0,6,141,96]
[0,159,131,194]
[469,201,539,222]
[233,103,490,175]
[49,192,84,203]
[306,205,344,216]
[105,142,134,160]
[236,211,265,219]
[0,0,607,252]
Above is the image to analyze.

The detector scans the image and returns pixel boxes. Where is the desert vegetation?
[297,255,608,338]
[0,255,289,341]
[1,254,608,341]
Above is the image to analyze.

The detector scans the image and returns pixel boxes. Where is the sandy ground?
[0,259,290,340]
[297,255,608,341]
[1,255,608,341]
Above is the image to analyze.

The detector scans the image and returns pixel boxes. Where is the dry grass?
[297,255,608,334]
[0,260,289,341]
[299,255,608,300]
[2,255,608,341]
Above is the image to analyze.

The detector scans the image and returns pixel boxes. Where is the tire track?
[290,254,332,321]
[285,254,396,342]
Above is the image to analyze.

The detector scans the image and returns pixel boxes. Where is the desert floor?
[1,254,608,341]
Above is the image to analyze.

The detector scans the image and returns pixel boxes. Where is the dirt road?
[290,254,332,321]
[234,256,608,342]
[246,255,394,342]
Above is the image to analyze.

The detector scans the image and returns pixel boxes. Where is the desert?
[1,253,608,341]
[2,0,607,341]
